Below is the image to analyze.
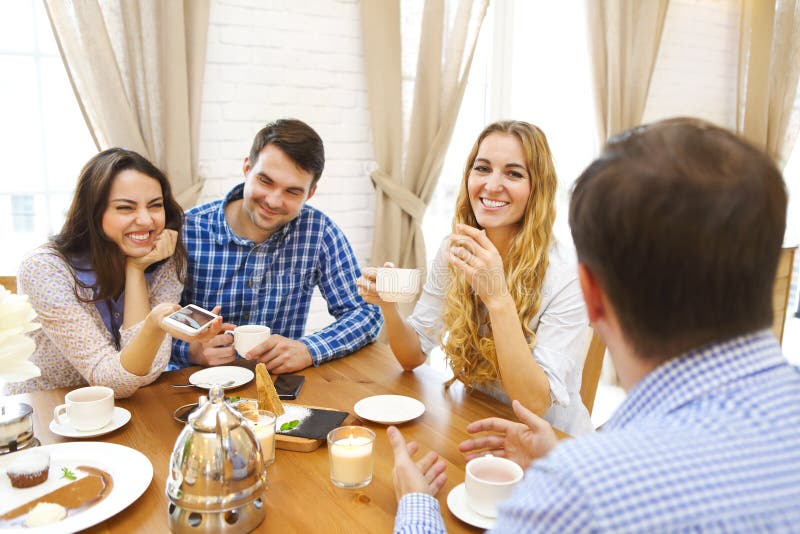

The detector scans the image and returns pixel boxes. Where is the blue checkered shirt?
[170,184,382,369]
[395,330,800,533]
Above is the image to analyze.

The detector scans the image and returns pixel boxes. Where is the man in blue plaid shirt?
[389,118,800,532]
[170,119,382,372]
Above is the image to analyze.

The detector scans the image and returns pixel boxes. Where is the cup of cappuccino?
[464,454,524,518]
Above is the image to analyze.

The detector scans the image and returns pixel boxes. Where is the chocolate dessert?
[6,450,50,488]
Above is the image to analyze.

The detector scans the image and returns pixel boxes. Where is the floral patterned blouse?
[7,248,182,398]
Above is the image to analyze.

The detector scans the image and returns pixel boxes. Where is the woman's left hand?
[448,223,509,307]
[128,229,178,270]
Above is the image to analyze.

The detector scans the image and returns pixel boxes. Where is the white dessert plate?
[353,395,425,425]
[0,441,152,533]
[446,482,496,530]
[49,407,131,439]
[189,366,254,389]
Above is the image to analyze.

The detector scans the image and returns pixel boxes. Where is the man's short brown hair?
[249,119,325,187]
[569,118,787,359]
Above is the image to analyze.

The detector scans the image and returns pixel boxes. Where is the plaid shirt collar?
[605,329,785,431]
[212,183,297,247]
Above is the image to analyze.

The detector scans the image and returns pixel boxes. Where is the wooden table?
[6,343,515,533]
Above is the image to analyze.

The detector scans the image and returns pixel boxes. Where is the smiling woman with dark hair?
[8,148,221,398]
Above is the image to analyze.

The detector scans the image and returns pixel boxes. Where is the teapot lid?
[188,384,241,432]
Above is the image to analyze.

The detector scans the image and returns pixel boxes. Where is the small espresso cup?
[464,454,524,518]
[227,324,271,356]
[375,268,422,303]
[53,386,114,431]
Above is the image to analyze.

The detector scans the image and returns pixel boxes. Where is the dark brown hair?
[249,119,325,187]
[569,118,787,359]
[52,148,186,303]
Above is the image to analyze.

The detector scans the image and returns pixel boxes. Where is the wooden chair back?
[580,329,606,416]
[772,246,796,343]
[0,275,17,294]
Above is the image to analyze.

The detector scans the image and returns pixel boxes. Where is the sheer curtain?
[737,0,800,168]
[361,0,489,272]
[587,0,670,141]
[44,0,209,208]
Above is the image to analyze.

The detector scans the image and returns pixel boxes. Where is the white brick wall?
[196,0,376,332]
[642,0,741,128]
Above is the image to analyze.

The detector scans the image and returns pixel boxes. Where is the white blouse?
[407,240,594,435]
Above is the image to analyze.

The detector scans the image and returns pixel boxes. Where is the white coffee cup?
[53,386,114,431]
[464,454,524,518]
[227,324,271,356]
[376,268,422,303]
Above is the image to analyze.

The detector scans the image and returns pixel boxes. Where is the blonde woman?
[358,121,592,435]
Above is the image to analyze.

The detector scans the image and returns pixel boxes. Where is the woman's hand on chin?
[127,229,178,270]
[448,224,509,308]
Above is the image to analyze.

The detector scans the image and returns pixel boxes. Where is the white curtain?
[737,0,800,168]
[361,0,489,271]
[44,0,210,207]
[587,0,670,141]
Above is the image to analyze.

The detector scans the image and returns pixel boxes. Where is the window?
[0,0,95,275]
[419,2,494,264]
[11,195,35,233]
[422,1,599,262]
[506,0,596,245]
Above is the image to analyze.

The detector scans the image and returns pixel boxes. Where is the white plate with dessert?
[0,442,152,532]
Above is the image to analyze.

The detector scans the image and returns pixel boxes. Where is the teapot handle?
[218,408,235,483]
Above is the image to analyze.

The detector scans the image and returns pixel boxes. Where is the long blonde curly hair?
[441,121,558,389]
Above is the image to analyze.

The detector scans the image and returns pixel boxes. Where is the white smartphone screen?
[167,305,216,331]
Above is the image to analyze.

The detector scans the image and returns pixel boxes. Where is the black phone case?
[274,374,305,399]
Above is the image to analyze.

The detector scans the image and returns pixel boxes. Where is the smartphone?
[274,374,305,400]
[163,304,218,336]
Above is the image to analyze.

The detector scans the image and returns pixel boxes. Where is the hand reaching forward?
[458,400,558,470]
[387,426,448,502]
[448,224,509,308]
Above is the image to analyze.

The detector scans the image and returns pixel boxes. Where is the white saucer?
[49,407,131,438]
[447,482,496,530]
[189,365,254,389]
[353,394,425,424]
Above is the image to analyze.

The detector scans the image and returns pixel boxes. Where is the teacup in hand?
[53,386,114,431]
[465,454,524,518]
[376,268,421,303]
[227,325,271,356]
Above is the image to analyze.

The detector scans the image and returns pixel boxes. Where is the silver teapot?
[166,385,267,533]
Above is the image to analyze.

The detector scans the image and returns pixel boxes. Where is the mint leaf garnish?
[61,467,76,480]
[280,419,300,431]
